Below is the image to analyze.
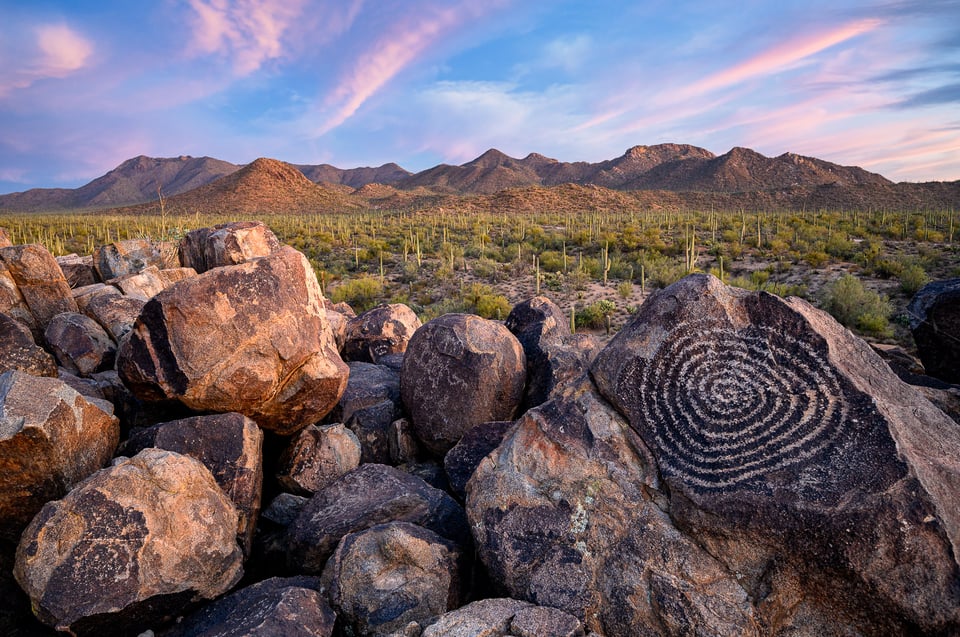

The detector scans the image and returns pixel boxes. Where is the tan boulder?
[72,282,121,312]
[123,412,263,555]
[0,260,38,334]
[420,598,585,637]
[108,264,167,300]
[0,244,77,329]
[14,448,243,635]
[179,221,281,274]
[0,227,11,248]
[277,423,362,495]
[0,370,119,540]
[321,522,465,636]
[117,246,348,435]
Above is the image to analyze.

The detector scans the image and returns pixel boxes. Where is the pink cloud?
[0,24,93,97]
[314,2,508,135]
[679,18,883,99]
[185,0,314,75]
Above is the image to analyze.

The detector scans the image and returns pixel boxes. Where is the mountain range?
[1,144,956,214]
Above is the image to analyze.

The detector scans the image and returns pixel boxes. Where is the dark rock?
[468,375,757,636]
[44,312,116,376]
[14,448,243,635]
[505,296,569,350]
[321,522,464,636]
[93,238,165,281]
[389,417,421,464]
[444,421,514,501]
[179,221,281,274]
[328,361,401,463]
[398,460,449,491]
[56,254,98,288]
[123,412,263,555]
[0,312,57,377]
[908,278,960,384]
[262,493,309,527]
[117,246,348,435]
[286,463,469,574]
[591,273,960,634]
[164,576,334,637]
[276,423,361,495]
[83,293,146,341]
[0,244,78,329]
[342,303,422,363]
[72,282,121,312]
[0,370,119,541]
[401,313,526,455]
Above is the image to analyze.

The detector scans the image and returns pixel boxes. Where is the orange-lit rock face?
[118,246,347,435]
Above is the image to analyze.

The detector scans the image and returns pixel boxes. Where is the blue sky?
[1,0,958,194]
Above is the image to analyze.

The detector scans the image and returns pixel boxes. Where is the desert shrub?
[804,251,830,267]
[462,283,512,320]
[471,257,502,281]
[873,259,903,279]
[617,280,633,299]
[576,299,616,329]
[820,274,892,338]
[899,263,928,295]
[330,275,384,312]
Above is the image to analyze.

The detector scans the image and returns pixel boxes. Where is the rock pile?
[0,223,957,636]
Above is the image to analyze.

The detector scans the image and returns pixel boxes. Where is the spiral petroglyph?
[635,321,848,490]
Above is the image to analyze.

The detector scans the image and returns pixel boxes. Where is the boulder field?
[0,221,958,636]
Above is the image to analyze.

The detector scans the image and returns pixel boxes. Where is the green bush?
[899,263,928,295]
[576,299,616,329]
[821,274,892,338]
[330,275,384,312]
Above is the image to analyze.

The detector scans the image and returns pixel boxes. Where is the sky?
[1,0,959,194]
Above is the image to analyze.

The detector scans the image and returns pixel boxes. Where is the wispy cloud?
[0,24,94,97]
[679,18,883,99]
[185,0,310,75]
[313,2,508,135]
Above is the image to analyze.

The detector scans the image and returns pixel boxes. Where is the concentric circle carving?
[639,323,847,490]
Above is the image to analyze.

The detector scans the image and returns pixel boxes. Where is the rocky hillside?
[115,157,361,216]
[1,223,959,635]
[5,143,949,214]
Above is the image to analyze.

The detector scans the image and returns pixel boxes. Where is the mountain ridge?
[0,145,953,213]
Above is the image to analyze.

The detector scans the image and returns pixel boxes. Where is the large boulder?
[14,448,243,635]
[591,274,960,634]
[401,313,526,455]
[93,238,165,281]
[0,312,57,377]
[123,412,263,555]
[44,311,117,376]
[165,576,335,637]
[908,278,960,384]
[108,265,168,300]
[420,598,585,637]
[179,221,281,274]
[321,522,465,636]
[468,376,757,636]
[286,463,469,574]
[277,423,362,495]
[117,246,348,435]
[71,282,121,312]
[342,303,422,363]
[0,370,119,541]
[0,244,77,329]
[0,227,10,247]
